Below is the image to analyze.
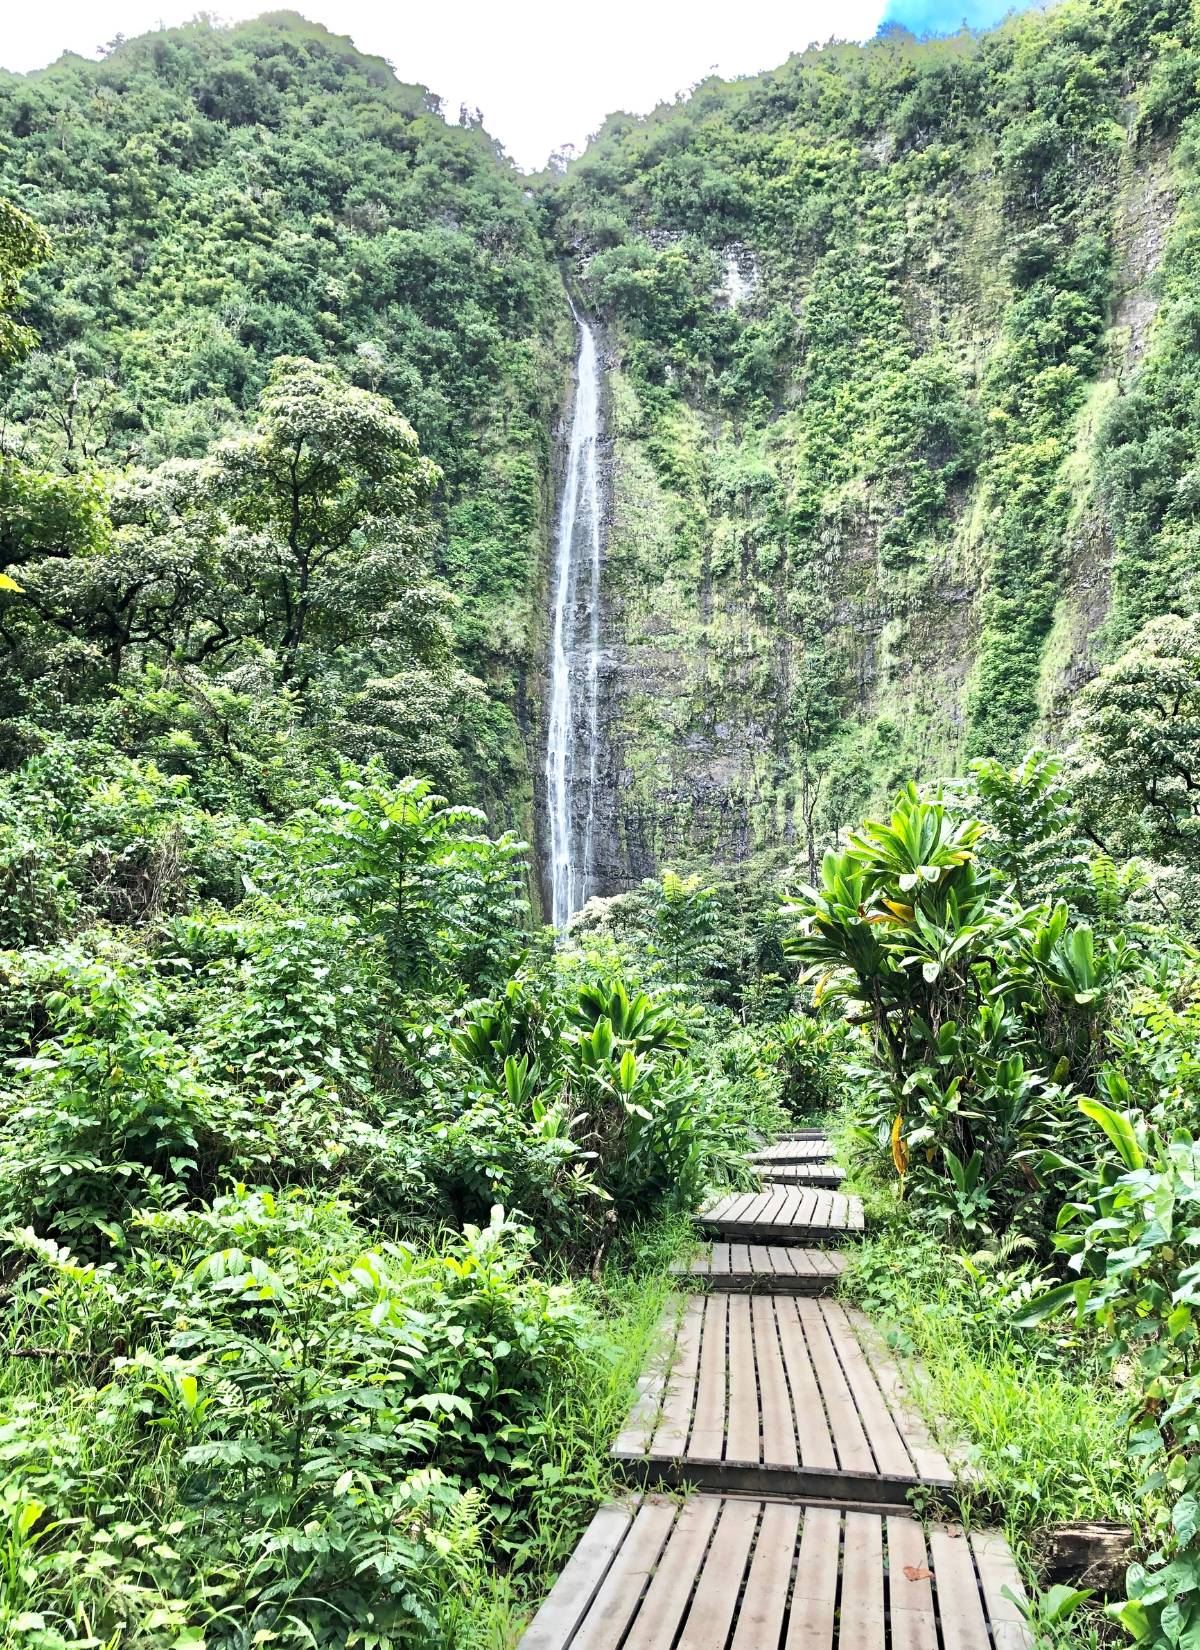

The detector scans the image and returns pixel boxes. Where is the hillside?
[541,0,1200,891]
[0,13,570,819]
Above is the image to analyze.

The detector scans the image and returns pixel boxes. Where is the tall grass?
[841,1232,1140,1549]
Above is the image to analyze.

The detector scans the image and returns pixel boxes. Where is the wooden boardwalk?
[760,1163,847,1188]
[672,1243,847,1294]
[612,1293,953,1504]
[518,1496,1032,1650]
[695,1185,864,1243]
[750,1140,835,1164]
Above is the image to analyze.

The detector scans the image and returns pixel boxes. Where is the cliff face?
[529,0,1200,899]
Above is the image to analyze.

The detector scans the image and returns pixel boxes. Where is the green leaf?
[1015,1282,1080,1327]
[1079,1097,1145,1171]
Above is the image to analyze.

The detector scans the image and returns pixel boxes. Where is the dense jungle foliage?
[15,6,1200,1650]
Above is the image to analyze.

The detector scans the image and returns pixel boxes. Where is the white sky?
[0,1,890,173]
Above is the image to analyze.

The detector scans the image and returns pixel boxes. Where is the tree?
[0,199,51,368]
[198,356,444,684]
[1065,614,1200,866]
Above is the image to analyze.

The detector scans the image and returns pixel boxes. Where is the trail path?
[518,1134,1033,1650]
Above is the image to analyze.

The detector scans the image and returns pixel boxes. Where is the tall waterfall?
[546,312,603,929]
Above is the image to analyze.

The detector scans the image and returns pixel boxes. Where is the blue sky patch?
[877,0,1040,39]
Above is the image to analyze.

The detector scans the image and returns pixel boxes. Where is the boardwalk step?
[760,1163,847,1187]
[695,1185,864,1244]
[517,1495,1032,1650]
[672,1243,848,1294]
[611,1293,954,1504]
[750,1140,835,1164]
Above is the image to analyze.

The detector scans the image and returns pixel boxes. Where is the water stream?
[546,311,603,928]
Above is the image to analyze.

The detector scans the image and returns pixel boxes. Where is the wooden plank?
[519,1501,638,1650]
[841,1511,885,1650]
[762,1165,847,1187]
[795,1298,875,1475]
[710,1243,731,1275]
[650,1297,704,1459]
[729,1502,800,1650]
[887,1517,937,1650]
[571,1500,678,1650]
[676,1500,759,1650]
[726,1295,760,1463]
[819,1302,913,1479]
[612,1299,683,1458]
[970,1529,1035,1650]
[930,1525,991,1650]
[785,1505,840,1650]
[688,1294,728,1460]
[731,1242,752,1274]
[787,1189,818,1229]
[750,1140,834,1162]
[752,1294,798,1468]
[693,1185,865,1242]
[846,1310,955,1485]
[622,1497,721,1650]
[775,1296,837,1471]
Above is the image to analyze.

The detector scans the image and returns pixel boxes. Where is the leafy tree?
[1067,614,1200,867]
[0,197,50,366]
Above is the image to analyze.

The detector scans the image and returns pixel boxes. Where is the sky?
[0,0,1039,173]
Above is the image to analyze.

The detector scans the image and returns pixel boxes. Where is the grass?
[840,1230,1142,1564]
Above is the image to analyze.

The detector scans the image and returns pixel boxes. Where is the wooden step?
[611,1294,954,1504]
[695,1185,864,1243]
[672,1244,848,1294]
[760,1163,847,1188]
[750,1140,835,1164]
[518,1495,1032,1650]
[779,1128,830,1140]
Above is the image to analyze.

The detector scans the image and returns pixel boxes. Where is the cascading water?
[546,310,603,929]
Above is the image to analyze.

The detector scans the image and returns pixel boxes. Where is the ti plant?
[784,783,1135,1236]
[1023,1095,1200,1650]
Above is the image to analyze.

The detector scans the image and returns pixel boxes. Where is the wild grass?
[841,1232,1140,1549]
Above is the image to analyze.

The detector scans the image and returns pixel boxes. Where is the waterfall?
[546,311,603,929]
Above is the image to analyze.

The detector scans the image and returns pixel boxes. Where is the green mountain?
[3,0,1200,908]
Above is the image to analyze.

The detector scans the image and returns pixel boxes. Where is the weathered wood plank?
[784,1504,840,1650]
[846,1309,956,1485]
[930,1525,992,1650]
[518,1501,638,1650]
[820,1301,913,1480]
[611,1298,683,1459]
[761,1164,847,1188]
[671,1245,849,1293]
[970,1529,1036,1650]
[841,1511,885,1650]
[692,1181,866,1243]
[725,1295,760,1463]
[775,1295,838,1472]
[622,1498,720,1650]
[729,1502,800,1650]
[521,1500,1031,1650]
[750,1140,835,1163]
[752,1294,798,1468]
[650,1297,703,1459]
[796,1297,875,1474]
[688,1294,728,1460]
[888,1516,938,1650]
[676,1500,758,1650]
[570,1499,677,1650]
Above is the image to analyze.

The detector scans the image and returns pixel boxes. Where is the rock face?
[524,33,1193,902]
